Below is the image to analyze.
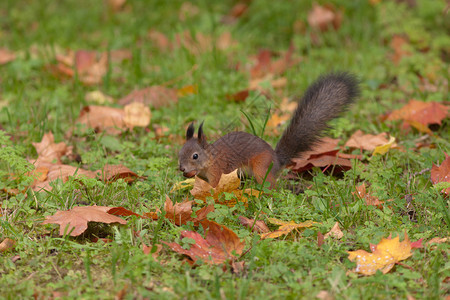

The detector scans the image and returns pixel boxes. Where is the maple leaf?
[348,233,421,275]
[430,153,450,195]
[42,206,127,236]
[307,4,342,32]
[164,196,214,226]
[118,86,178,109]
[32,132,73,165]
[238,216,270,233]
[387,100,449,130]
[353,183,393,208]
[164,220,245,265]
[344,130,390,151]
[260,218,318,239]
[0,48,16,65]
[290,137,353,174]
[324,222,344,239]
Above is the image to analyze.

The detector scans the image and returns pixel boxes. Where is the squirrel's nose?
[179,165,185,172]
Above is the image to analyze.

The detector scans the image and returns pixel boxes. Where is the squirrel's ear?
[197,121,207,146]
[186,122,195,140]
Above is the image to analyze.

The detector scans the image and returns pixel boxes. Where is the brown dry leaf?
[164,196,214,226]
[249,75,288,91]
[280,97,298,113]
[99,164,138,183]
[261,218,318,239]
[85,90,114,104]
[226,90,249,102]
[387,100,449,128]
[426,237,449,245]
[390,35,411,64]
[290,137,353,174]
[238,216,270,233]
[324,222,344,239]
[118,86,178,108]
[221,2,248,24]
[164,219,245,265]
[0,238,16,252]
[42,206,127,236]
[345,130,389,151]
[430,153,450,195]
[32,163,98,192]
[307,4,342,32]
[32,132,72,165]
[353,183,393,208]
[142,243,163,260]
[108,0,127,11]
[148,30,172,51]
[348,233,422,275]
[0,48,16,65]
[76,105,126,134]
[250,45,300,79]
[55,50,108,85]
[190,169,241,201]
[123,102,151,128]
[266,113,291,133]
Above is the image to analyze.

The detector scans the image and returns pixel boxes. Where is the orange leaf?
[41,206,127,236]
[0,238,16,252]
[164,196,214,226]
[430,153,450,195]
[348,233,420,275]
[387,100,449,127]
[164,219,245,265]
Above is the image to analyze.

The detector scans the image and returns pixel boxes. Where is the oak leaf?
[348,233,422,275]
[42,206,127,236]
[164,220,245,265]
[261,218,318,239]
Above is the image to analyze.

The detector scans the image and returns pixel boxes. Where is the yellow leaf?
[372,136,396,156]
[348,233,416,275]
[177,84,198,97]
[170,178,196,192]
[261,218,318,239]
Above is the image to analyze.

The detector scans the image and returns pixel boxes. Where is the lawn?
[0,0,449,299]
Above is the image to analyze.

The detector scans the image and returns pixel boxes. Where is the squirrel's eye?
[193,153,198,160]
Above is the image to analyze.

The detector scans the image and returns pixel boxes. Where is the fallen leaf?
[55,50,108,85]
[190,169,240,201]
[372,136,396,156]
[42,206,127,236]
[123,102,151,128]
[389,35,411,64]
[353,183,393,208]
[324,222,343,239]
[0,48,16,65]
[99,164,138,183]
[348,233,420,275]
[85,90,114,104]
[261,218,318,239]
[170,178,196,192]
[76,105,126,134]
[345,130,389,151]
[307,4,342,32]
[250,45,300,79]
[142,243,163,260]
[32,132,72,164]
[238,216,270,233]
[226,90,249,102]
[177,84,198,97]
[164,196,214,226]
[430,153,450,195]
[118,86,178,108]
[164,219,245,265]
[387,100,449,128]
[148,30,172,51]
[316,290,334,300]
[0,238,16,252]
[221,2,248,24]
[426,237,449,245]
[108,0,127,11]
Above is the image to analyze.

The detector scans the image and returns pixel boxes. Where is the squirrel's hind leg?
[249,152,277,189]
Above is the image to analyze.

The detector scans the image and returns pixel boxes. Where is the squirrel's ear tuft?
[198,121,207,145]
[186,122,195,140]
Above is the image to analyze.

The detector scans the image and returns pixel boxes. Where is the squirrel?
[178,72,360,188]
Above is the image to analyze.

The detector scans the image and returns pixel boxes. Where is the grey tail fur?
[275,72,360,168]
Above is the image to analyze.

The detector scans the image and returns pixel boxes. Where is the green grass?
[1,0,449,299]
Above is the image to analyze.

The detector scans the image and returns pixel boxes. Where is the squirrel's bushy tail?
[275,72,360,168]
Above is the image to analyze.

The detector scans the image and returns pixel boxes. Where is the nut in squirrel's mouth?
[183,170,197,178]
